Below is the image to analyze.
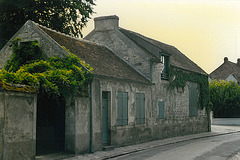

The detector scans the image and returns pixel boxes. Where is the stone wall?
[0,91,37,160]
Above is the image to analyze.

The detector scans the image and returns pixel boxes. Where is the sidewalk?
[38,125,240,160]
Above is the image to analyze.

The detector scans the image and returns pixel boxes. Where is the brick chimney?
[224,57,228,63]
[94,15,119,31]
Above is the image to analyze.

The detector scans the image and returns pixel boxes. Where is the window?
[160,54,169,80]
[158,101,165,119]
[136,93,145,124]
[117,91,128,126]
[189,82,198,117]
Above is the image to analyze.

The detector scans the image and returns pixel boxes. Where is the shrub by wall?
[209,80,240,118]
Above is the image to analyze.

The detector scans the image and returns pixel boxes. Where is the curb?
[100,130,240,160]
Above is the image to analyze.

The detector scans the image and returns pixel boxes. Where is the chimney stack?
[224,57,228,63]
[94,15,119,31]
[237,58,240,68]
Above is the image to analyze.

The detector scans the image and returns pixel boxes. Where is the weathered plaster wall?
[91,79,102,152]
[0,20,67,69]
[99,78,152,146]
[0,91,37,160]
[65,96,90,154]
[85,19,151,79]
[97,76,208,147]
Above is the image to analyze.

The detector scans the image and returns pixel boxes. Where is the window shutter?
[117,92,123,125]
[122,92,128,125]
[158,101,164,119]
[189,82,198,117]
[136,93,145,124]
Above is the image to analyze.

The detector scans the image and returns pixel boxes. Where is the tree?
[0,0,95,49]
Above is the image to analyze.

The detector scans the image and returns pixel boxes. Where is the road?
[112,132,240,160]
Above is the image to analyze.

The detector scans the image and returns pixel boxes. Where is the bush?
[0,38,93,98]
[209,80,240,118]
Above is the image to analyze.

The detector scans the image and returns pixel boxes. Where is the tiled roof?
[210,60,240,81]
[37,25,151,84]
[120,28,207,75]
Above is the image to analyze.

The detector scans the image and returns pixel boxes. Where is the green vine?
[167,68,209,110]
[0,37,93,99]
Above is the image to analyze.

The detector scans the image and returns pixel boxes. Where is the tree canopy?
[0,0,95,49]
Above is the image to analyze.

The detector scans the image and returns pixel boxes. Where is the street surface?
[113,132,240,160]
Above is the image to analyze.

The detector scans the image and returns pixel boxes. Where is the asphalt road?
[112,132,240,160]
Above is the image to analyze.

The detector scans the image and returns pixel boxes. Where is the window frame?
[160,54,170,80]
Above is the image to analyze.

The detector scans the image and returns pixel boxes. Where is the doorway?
[102,91,109,144]
[36,95,65,155]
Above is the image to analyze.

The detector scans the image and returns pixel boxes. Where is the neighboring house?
[210,57,240,83]
[0,15,209,159]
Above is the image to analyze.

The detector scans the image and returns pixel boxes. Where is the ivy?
[167,68,209,110]
[0,37,93,99]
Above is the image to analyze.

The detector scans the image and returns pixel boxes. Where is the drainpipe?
[90,82,93,153]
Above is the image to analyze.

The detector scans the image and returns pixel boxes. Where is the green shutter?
[117,91,128,126]
[136,93,145,124]
[158,101,164,119]
[122,92,128,125]
[117,92,123,125]
[189,82,198,117]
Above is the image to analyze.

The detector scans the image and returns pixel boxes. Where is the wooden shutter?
[136,93,145,124]
[117,92,128,126]
[117,92,123,125]
[122,92,128,125]
[189,82,198,117]
[158,101,164,119]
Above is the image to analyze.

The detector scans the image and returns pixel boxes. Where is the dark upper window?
[160,54,169,80]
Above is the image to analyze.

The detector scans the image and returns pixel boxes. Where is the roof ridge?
[119,27,175,49]
[32,20,108,48]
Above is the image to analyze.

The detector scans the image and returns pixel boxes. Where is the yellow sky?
[82,0,240,74]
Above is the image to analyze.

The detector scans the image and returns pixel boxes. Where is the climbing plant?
[167,68,209,110]
[0,37,93,98]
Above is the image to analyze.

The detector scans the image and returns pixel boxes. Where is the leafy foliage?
[167,68,209,110]
[4,37,42,72]
[0,38,93,98]
[0,0,95,48]
[209,80,240,117]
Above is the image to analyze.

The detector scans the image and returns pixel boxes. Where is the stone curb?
[99,131,240,160]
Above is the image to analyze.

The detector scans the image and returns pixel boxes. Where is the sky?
[81,0,240,74]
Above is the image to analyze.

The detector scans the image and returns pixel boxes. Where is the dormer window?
[160,54,169,80]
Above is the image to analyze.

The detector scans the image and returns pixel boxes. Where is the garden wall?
[0,91,37,160]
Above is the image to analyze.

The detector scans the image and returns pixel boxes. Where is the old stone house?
[0,16,209,159]
[210,57,240,83]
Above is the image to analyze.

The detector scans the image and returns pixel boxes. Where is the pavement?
[37,125,240,160]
